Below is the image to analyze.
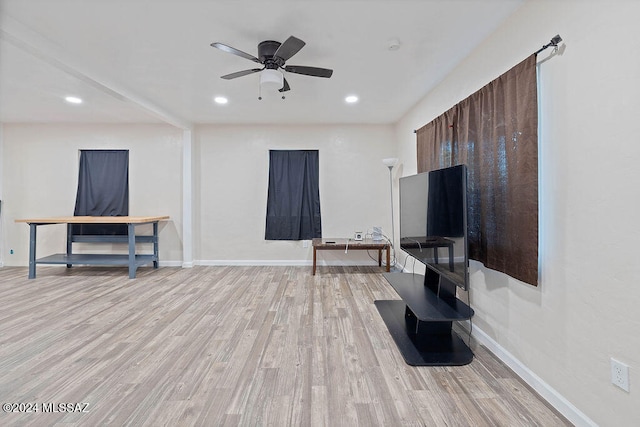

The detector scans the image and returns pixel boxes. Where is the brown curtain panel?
[417,54,538,286]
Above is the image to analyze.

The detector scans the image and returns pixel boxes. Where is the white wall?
[396,1,640,425]
[194,124,396,265]
[1,122,397,269]
[0,124,4,266]
[1,124,184,265]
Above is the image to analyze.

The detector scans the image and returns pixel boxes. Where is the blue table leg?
[128,223,136,279]
[28,224,37,279]
[153,222,159,268]
[66,223,73,268]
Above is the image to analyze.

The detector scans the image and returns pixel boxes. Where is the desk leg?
[28,224,37,279]
[128,223,136,279]
[448,245,454,272]
[66,223,73,268]
[378,249,382,267]
[312,247,317,275]
[153,222,159,268]
[386,246,390,272]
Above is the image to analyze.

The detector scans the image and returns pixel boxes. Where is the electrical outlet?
[611,358,630,392]
[302,240,309,248]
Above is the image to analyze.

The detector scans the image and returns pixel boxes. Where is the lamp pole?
[382,158,399,269]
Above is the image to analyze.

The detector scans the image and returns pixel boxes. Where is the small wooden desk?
[312,238,390,275]
[401,236,455,272]
[16,216,170,279]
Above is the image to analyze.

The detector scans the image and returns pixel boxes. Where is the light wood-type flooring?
[0,265,571,426]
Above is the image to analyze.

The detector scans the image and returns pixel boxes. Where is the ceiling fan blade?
[221,68,262,80]
[274,36,305,62]
[279,78,291,93]
[284,65,333,78]
[211,42,261,64]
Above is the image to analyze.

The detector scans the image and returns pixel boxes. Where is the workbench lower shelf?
[36,253,157,268]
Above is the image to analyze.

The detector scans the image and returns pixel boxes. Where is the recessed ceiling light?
[345,95,359,104]
[214,96,228,105]
[65,96,83,104]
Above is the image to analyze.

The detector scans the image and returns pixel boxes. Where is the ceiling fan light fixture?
[260,69,283,90]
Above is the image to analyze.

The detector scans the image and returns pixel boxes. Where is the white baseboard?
[194,260,386,267]
[156,260,182,267]
[196,260,310,267]
[465,323,597,427]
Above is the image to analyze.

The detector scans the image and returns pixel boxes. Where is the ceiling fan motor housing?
[258,40,284,68]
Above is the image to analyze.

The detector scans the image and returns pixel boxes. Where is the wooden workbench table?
[15,216,170,279]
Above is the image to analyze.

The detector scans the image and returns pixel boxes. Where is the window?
[265,150,321,240]
[73,149,129,235]
[416,54,538,286]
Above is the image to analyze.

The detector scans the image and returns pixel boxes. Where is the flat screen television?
[399,164,469,290]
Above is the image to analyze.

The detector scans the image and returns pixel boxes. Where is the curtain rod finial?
[535,34,563,55]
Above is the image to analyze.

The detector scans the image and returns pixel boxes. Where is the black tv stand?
[375,269,474,366]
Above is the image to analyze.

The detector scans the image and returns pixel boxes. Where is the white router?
[372,226,383,241]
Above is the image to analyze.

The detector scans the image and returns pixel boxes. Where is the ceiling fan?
[210,36,333,93]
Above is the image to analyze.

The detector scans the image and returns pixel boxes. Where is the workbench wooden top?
[16,215,170,224]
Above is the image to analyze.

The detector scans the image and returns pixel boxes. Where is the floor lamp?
[382,157,398,270]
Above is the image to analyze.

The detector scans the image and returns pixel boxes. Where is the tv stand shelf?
[380,273,472,320]
[375,272,474,366]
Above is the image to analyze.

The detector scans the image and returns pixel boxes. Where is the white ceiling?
[0,0,524,127]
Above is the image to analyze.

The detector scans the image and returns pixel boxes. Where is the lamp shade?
[260,69,283,90]
[382,157,399,168]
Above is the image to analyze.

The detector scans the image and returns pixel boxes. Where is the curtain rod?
[411,35,563,134]
[535,34,562,55]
